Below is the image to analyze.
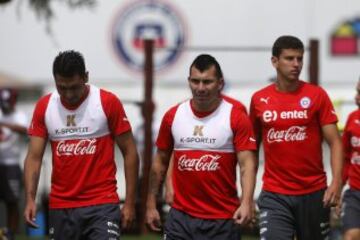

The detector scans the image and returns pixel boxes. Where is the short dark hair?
[272,35,304,57]
[189,54,223,79]
[53,50,86,77]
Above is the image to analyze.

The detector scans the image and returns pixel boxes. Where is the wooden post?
[309,39,319,85]
[139,39,154,234]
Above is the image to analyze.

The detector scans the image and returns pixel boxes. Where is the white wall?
[1,0,360,86]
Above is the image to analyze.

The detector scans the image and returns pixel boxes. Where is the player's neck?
[60,85,90,110]
[275,78,300,92]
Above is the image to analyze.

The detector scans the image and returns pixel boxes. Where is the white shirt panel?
[45,85,110,141]
[172,100,234,152]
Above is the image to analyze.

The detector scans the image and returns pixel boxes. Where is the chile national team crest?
[300,97,311,109]
[111,0,187,72]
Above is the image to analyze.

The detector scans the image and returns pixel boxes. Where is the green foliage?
[29,0,96,22]
[0,0,96,34]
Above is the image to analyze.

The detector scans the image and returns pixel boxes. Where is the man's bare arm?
[238,150,258,205]
[164,153,175,205]
[116,131,139,206]
[322,123,343,207]
[146,149,171,231]
[0,121,27,135]
[115,131,139,229]
[148,149,171,200]
[23,136,47,227]
[233,150,258,225]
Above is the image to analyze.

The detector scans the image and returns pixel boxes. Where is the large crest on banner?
[111,0,187,72]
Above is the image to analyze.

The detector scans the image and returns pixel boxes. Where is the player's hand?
[334,197,343,217]
[24,200,39,228]
[233,200,253,226]
[146,207,162,231]
[121,202,136,230]
[323,180,342,208]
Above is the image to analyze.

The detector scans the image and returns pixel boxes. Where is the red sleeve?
[238,104,248,115]
[28,94,51,138]
[249,95,261,138]
[342,115,353,184]
[156,105,178,150]
[231,107,257,152]
[100,89,131,136]
[318,87,338,125]
[221,94,248,114]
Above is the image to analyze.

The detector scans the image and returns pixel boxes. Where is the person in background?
[250,35,343,240]
[146,54,258,239]
[0,88,28,240]
[341,79,360,240]
[23,50,139,240]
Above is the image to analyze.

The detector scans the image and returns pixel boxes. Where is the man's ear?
[271,56,278,68]
[219,78,224,91]
[84,71,89,83]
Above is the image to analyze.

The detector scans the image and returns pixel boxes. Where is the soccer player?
[0,88,28,240]
[250,35,343,240]
[341,79,360,240]
[146,54,258,239]
[23,50,139,239]
[164,94,248,206]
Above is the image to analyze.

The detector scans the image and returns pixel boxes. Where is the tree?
[0,0,96,33]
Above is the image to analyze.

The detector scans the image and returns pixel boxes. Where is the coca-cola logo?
[56,139,97,156]
[177,154,221,171]
[267,126,307,143]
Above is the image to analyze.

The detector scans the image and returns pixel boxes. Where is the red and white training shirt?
[221,94,247,114]
[250,81,338,195]
[342,109,360,190]
[157,98,256,219]
[28,85,131,209]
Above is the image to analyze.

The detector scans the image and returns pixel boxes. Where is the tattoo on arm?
[149,168,166,196]
[149,170,160,196]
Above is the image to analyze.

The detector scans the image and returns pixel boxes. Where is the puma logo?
[260,97,270,104]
